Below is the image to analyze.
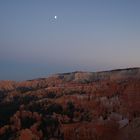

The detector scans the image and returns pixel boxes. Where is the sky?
[0,0,140,80]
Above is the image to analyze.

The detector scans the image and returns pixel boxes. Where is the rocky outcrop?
[0,67,140,140]
[54,67,140,83]
[0,81,16,92]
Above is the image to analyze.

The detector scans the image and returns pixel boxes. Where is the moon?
[54,16,58,19]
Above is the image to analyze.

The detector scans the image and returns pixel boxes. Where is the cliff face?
[1,68,139,91]
[0,68,140,140]
[0,81,16,92]
[54,67,140,82]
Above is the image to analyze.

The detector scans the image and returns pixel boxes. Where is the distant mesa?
[53,67,140,83]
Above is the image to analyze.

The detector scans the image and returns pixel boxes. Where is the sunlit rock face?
[0,68,140,140]
[0,81,16,92]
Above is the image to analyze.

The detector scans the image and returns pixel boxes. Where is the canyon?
[0,68,140,140]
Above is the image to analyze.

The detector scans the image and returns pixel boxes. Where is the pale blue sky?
[0,0,140,80]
